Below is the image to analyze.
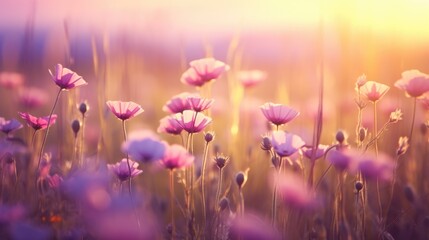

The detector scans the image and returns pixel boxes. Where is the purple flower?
[174,110,212,134]
[326,148,357,172]
[106,101,144,121]
[270,131,305,157]
[18,87,48,109]
[302,144,328,161]
[157,115,183,135]
[274,172,318,210]
[356,152,394,181]
[260,102,299,127]
[162,92,193,113]
[107,158,143,182]
[122,131,166,163]
[18,112,57,131]
[160,144,194,170]
[49,64,87,90]
[229,214,281,240]
[0,118,23,135]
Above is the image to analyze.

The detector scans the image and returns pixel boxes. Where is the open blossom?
[360,81,390,102]
[122,130,166,163]
[260,102,299,127]
[174,110,212,133]
[187,96,214,112]
[49,64,87,90]
[237,70,267,88]
[326,148,356,172]
[0,118,23,135]
[180,58,229,87]
[18,87,48,109]
[270,131,305,157]
[162,92,193,113]
[18,112,57,131]
[106,101,144,121]
[356,152,394,181]
[157,115,183,135]
[395,70,429,98]
[0,72,24,89]
[107,158,143,182]
[160,144,194,170]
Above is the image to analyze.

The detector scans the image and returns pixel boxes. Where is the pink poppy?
[273,172,317,210]
[162,92,193,113]
[237,70,267,88]
[49,64,87,90]
[18,112,57,131]
[0,72,24,89]
[106,101,144,121]
[107,158,143,182]
[180,58,229,87]
[270,131,305,158]
[160,144,194,170]
[18,87,48,109]
[187,96,214,112]
[174,110,212,133]
[0,118,23,135]
[260,102,299,127]
[395,70,429,98]
[122,131,166,163]
[157,115,183,135]
[360,81,390,102]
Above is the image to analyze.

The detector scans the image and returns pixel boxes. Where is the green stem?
[37,89,62,170]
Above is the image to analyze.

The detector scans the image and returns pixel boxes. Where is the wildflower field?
[1,1,429,239]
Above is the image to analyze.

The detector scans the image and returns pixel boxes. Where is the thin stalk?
[121,120,132,195]
[201,141,210,229]
[272,157,283,226]
[373,102,378,156]
[215,168,223,212]
[409,97,417,142]
[37,89,62,170]
[170,170,176,239]
[79,113,86,167]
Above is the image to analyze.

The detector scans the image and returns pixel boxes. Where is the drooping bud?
[261,135,272,151]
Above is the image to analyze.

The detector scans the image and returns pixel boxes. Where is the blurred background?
[1,0,429,222]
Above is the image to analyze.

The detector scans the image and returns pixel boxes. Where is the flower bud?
[71,119,81,137]
[236,172,246,188]
[359,128,367,142]
[219,197,230,211]
[271,156,280,169]
[204,131,215,143]
[420,122,427,136]
[355,181,363,192]
[214,155,229,169]
[335,130,346,144]
[261,136,272,151]
[79,102,89,115]
[396,136,409,156]
[404,185,415,203]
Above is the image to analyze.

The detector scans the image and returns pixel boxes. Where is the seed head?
[214,155,229,169]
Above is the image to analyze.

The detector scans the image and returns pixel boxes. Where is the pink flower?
[18,87,48,109]
[302,144,328,161]
[260,102,299,127]
[326,148,357,172]
[18,112,57,131]
[106,101,144,121]
[160,144,194,170]
[187,96,214,112]
[162,92,193,113]
[355,74,367,90]
[274,172,317,210]
[174,110,212,133]
[0,118,23,135]
[270,131,305,158]
[107,158,143,182]
[360,81,390,102]
[237,70,267,88]
[180,58,229,87]
[230,214,281,240]
[157,115,183,135]
[395,70,429,98]
[49,64,87,90]
[0,72,24,89]
[122,130,166,163]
